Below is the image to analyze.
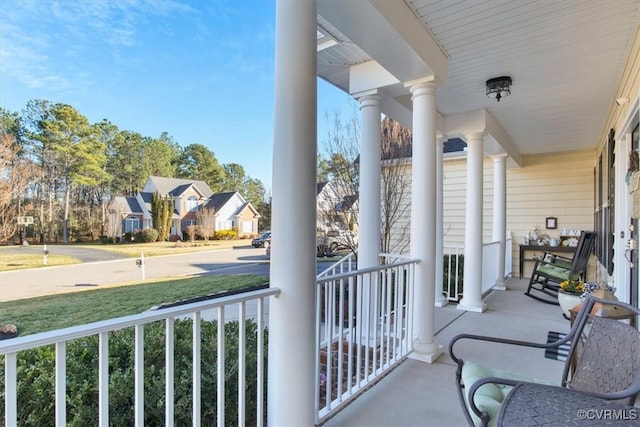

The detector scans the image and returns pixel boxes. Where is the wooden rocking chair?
[524,231,596,304]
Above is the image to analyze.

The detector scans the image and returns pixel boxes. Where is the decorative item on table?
[559,229,581,247]
[531,226,539,242]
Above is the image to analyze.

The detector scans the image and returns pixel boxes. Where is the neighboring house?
[204,191,261,236]
[109,176,260,239]
[316,181,358,235]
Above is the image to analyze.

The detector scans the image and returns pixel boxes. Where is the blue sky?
[0,0,355,190]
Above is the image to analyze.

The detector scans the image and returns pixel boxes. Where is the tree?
[0,114,39,242]
[151,192,172,241]
[196,207,216,240]
[143,132,180,178]
[21,99,58,242]
[222,163,246,192]
[319,110,412,257]
[176,144,225,192]
[41,103,107,243]
[318,109,361,255]
[380,117,412,255]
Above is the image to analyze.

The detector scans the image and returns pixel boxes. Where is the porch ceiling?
[317,0,640,156]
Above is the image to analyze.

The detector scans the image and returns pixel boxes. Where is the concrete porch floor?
[322,278,572,427]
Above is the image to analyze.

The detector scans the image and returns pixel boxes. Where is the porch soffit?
[317,0,640,160]
[318,0,446,90]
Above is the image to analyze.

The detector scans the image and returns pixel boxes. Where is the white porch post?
[408,80,442,362]
[458,132,487,312]
[492,154,508,290]
[268,1,316,426]
[357,93,382,268]
[435,135,447,307]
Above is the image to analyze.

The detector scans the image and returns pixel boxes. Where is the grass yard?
[0,239,257,271]
[0,253,80,271]
[0,274,267,336]
[77,239,253,257]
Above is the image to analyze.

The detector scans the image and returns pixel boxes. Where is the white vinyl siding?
[391,149,595,279]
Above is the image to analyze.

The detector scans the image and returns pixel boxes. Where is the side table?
[519,244,576,279]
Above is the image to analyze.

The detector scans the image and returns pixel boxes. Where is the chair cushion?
[461,361,553,426]
[537,264,571,281]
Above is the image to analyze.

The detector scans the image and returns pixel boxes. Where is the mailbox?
[136,259,142,267]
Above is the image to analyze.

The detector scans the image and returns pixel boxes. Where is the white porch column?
[408,80,442,362]
[434,135,447,307]
[458,132,487,312]
[268,1,316,426]
[357,94,382,268]
[492,154,508,290]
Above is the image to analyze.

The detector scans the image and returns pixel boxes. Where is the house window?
[187,195,198,212]
[184,220,197,228]
[124,216,139,233]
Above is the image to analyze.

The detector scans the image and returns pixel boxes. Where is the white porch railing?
[1,287,278,427]
[317,252,357,278]
[443,237,514,301]
[315,257,417,424]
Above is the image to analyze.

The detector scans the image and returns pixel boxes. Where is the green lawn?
[0,239,256,271]
[0,275,268,336]
[0,253,81,271]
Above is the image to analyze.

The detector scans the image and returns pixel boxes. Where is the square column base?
[408,344,443,363]
[457,301,487,313]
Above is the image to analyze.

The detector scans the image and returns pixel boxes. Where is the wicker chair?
[525,231,596,304]
[449,296,640,426]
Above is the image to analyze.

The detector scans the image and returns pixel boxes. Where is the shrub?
[0,319,268,425]
[443,254,464,300]
[214,230,237,240]
[134,229,159,243]
[99,236,114,244]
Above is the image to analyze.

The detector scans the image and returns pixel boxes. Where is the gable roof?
[205,191,238,212]
[317,182,329,195]
[110,196,143,214]
[145,176,214,198]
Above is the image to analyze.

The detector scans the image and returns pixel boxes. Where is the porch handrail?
[2,286,280,427]
[317,251,356,278]
[315,258,418,423]
[0,287,278,354]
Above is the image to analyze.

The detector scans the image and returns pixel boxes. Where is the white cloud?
[0,0,196,96]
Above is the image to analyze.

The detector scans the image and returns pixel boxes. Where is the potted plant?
[557,280,617,318]
[557,279,585,317]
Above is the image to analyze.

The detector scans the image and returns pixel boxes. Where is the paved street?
[0,247,271,302]
[0,246,340,302]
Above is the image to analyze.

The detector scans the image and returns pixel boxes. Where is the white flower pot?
[558,291,582,317]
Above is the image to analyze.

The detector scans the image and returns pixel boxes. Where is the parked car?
[252,231,271,248]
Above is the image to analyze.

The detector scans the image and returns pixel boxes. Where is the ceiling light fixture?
[486,76,512,102]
